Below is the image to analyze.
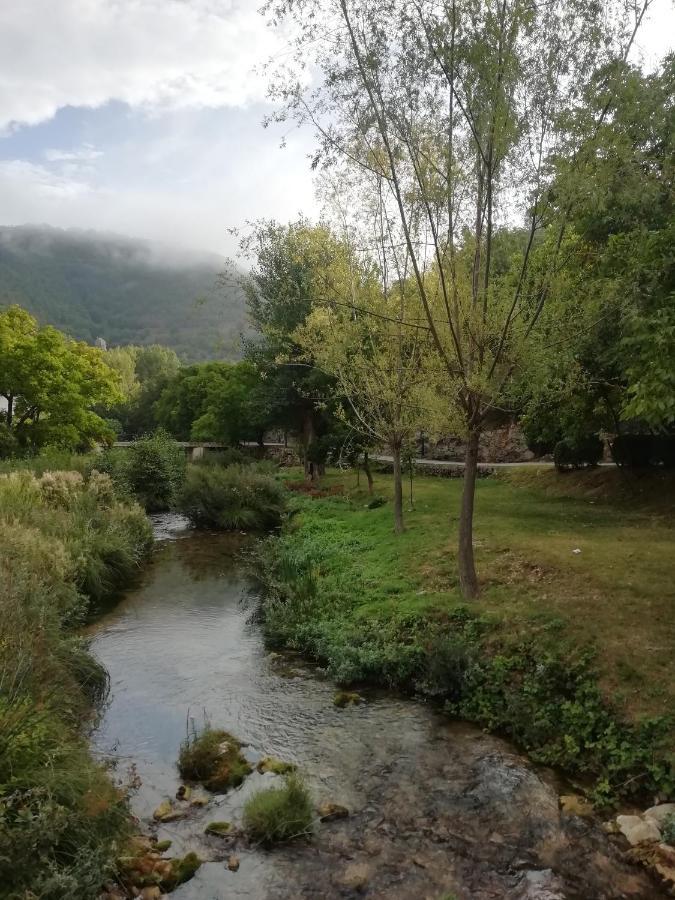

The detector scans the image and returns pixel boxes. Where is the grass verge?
[254,466,675,806]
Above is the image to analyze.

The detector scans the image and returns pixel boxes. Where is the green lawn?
[282,465,675,723]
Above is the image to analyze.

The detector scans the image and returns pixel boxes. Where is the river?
[86,515,660,899]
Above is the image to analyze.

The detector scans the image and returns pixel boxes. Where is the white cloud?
[0,0,285,130]
[44,144,104,163]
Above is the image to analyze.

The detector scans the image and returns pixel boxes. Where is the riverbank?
[0,467,153,898]
[87,520,666,899]
[257,467,675,806]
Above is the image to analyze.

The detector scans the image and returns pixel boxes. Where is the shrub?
[243,773,313,845]
[178,464,286,531]
[194,446,250,468]
[100,430,185,511]
[611,433,675,468]
[178,726,251,792]
[554,435,604,471]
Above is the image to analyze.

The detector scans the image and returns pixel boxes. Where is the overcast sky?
[0,0,672,257]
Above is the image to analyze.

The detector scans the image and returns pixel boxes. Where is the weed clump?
[243,773,313,845]
[178,727,251,792]
[178,464,286,531]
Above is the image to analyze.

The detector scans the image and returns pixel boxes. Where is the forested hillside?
[0,226,247,360]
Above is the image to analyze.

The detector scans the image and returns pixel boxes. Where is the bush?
[178,464,286,531]
[611,433,675,468]
[178,726,251,792]
[99,430,185,511]
[194,446,250,468]
[554,435,604,471]
[243,774,313,845]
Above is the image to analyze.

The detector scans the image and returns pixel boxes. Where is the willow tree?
[265,0,653,597]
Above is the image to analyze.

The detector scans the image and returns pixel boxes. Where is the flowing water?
[87,516,661,900]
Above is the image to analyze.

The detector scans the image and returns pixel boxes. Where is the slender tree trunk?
[392,442,404,534]
[6,394,13,428]
[302,411,315,482]
[363,450,374,496]
[458,430,480,598]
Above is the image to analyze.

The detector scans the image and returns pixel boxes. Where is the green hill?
[0,226,248,360]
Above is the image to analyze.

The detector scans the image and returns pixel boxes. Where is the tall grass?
[0,466,152,897]
[178,464,286,531]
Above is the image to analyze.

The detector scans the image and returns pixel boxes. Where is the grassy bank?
[256,467,674,805]
[0,466,153,898]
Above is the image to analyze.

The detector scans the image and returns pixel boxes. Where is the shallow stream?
[87,516,661,899]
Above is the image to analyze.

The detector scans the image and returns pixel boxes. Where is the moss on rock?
[178,727,252,793]
[204,821,232,837]
[256,756,297,775]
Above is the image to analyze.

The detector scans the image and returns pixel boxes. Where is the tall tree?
[266,0,653,596]
[236,220,350,479]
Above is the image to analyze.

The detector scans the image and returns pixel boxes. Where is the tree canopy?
[0,305,121,453]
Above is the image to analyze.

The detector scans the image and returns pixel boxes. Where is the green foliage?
[254,492,674,805]
[100,431,186,512]
[105,343,181,438]
[553,436,604,471]
[178,464,286,531]
[0,304,122,453]
[242,773,313,846]
[155,359,269,443]
[0,465,151,897]
[178,727,251,792]
[0,225,247,360]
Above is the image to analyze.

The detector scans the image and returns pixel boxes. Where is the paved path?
[370,454,555,470]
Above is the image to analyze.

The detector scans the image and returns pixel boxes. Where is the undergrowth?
[0,466,153,898]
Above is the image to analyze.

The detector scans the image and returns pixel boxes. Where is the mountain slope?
[0,226,247,360]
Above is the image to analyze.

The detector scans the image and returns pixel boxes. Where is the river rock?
[139,888,161,900]
[176,784,191,801]
[616,814,661,846]
[644,802,675,826]
[204,820,232,837]
[333,691,363,708]
[152,800,186,823]
[256,756,296,775]
[227,855,240,872]
[318,801,349,822]
[335,862,370,891]
[559,794,594,817]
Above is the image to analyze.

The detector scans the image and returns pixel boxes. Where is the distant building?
[94,337,108,351]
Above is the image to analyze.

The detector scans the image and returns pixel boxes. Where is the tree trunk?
[458,430,480,598]
[302,411,315,482]
[363,450,374,496]
[392,443,404,534]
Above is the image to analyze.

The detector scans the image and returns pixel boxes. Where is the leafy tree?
[237,220,349,479]
[295,224,443,532]
[525,56,675,441]
[266,0,652,596]
[104,343,181,437]
[0,305,121,453]
[155,361,269,445]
